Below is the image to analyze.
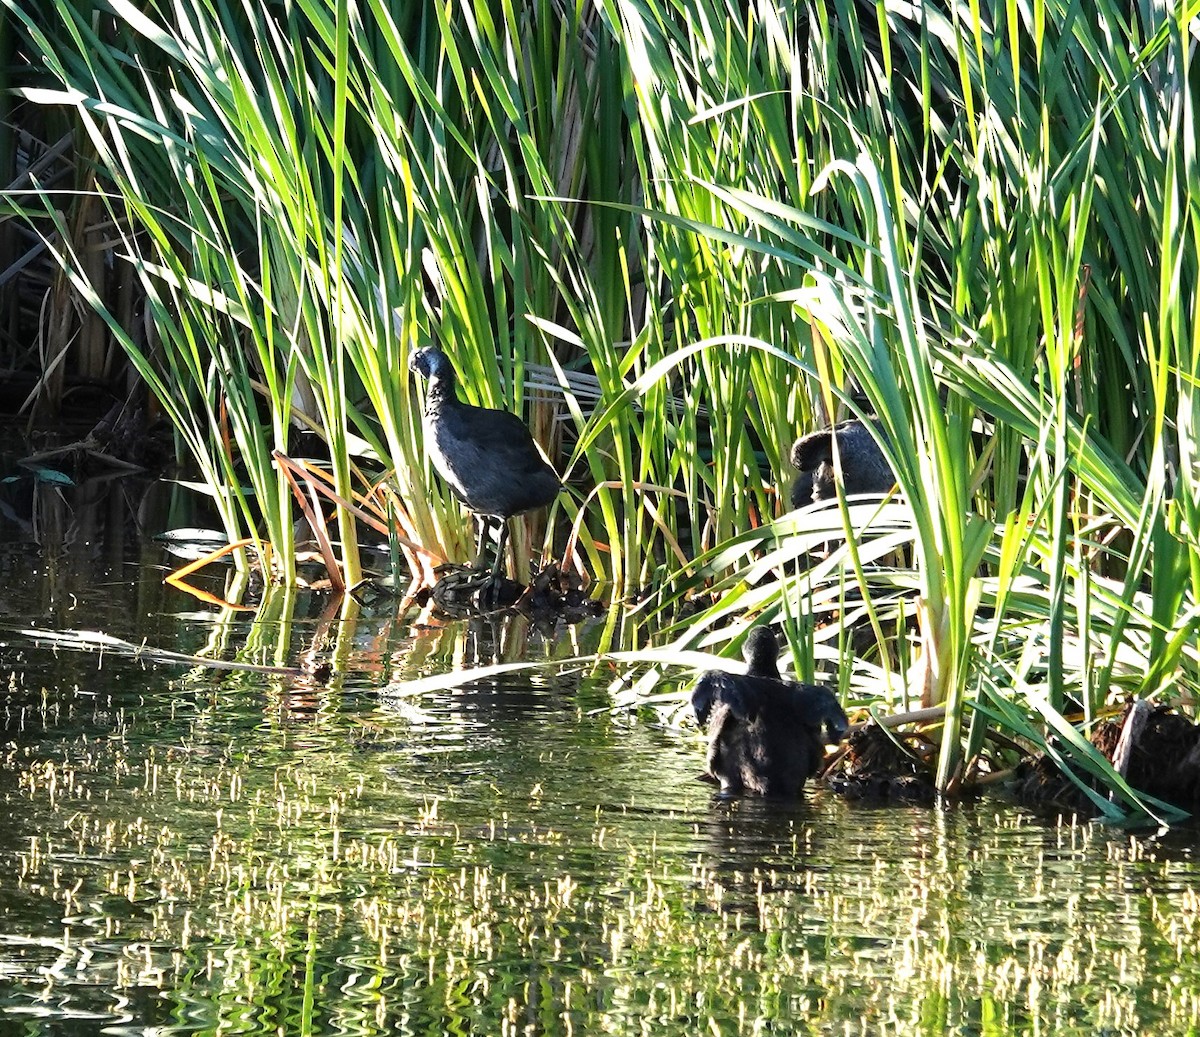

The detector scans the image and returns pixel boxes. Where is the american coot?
[690,626,849,797]
[789,419,894,509]
[409,347,561,590]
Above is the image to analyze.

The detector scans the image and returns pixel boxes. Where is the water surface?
[1,497,1200,1036]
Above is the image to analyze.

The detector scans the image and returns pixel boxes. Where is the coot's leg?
[472,515,493,571]
[480,519,511,605]
[490,520,510,583]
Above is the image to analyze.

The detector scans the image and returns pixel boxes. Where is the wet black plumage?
[789,418,894,509]
[691,626,849,797]
[409,347,560,584]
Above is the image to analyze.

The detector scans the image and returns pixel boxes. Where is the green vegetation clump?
[2,0,1199,811]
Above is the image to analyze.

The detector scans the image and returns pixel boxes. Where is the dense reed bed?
[2,0,1199,814]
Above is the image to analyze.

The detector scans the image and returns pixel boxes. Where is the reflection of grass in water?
[6,677,1200,1036]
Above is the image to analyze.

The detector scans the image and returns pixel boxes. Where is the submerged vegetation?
[2,0,1200,815]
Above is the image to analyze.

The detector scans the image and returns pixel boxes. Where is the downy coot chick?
[789,418,894,509]
[691,626,849,797]
[409,346,560,589]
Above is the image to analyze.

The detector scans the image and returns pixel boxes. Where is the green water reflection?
[1,547,1200,1036]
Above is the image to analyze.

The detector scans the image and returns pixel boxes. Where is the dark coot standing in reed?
[409,347,560,589]
[691,626,849,797]
[790,419,894,509]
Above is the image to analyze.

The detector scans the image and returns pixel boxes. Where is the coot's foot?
[430,563,524,614]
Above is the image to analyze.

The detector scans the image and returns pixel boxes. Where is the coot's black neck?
[424,367,460,413]
[744,630,783,680]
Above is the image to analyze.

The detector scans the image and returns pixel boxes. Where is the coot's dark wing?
[789,683,850,743]
[834,421,893,496]
[434,405,560,516]
[690,671,765,728]
[690,672,726,728]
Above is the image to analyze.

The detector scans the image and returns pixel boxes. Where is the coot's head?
[409,346,454,382]
[742,625,782,677]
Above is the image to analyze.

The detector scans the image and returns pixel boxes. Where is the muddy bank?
[823,722,938,804]
[820,700,1200,820]
[1014,701,1200,817]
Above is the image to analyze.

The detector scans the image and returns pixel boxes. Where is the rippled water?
[2,487,1200,1035]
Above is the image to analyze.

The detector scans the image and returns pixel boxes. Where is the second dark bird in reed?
[789,418,894,509]
[691,626,849,797]
[409,347,560,588]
